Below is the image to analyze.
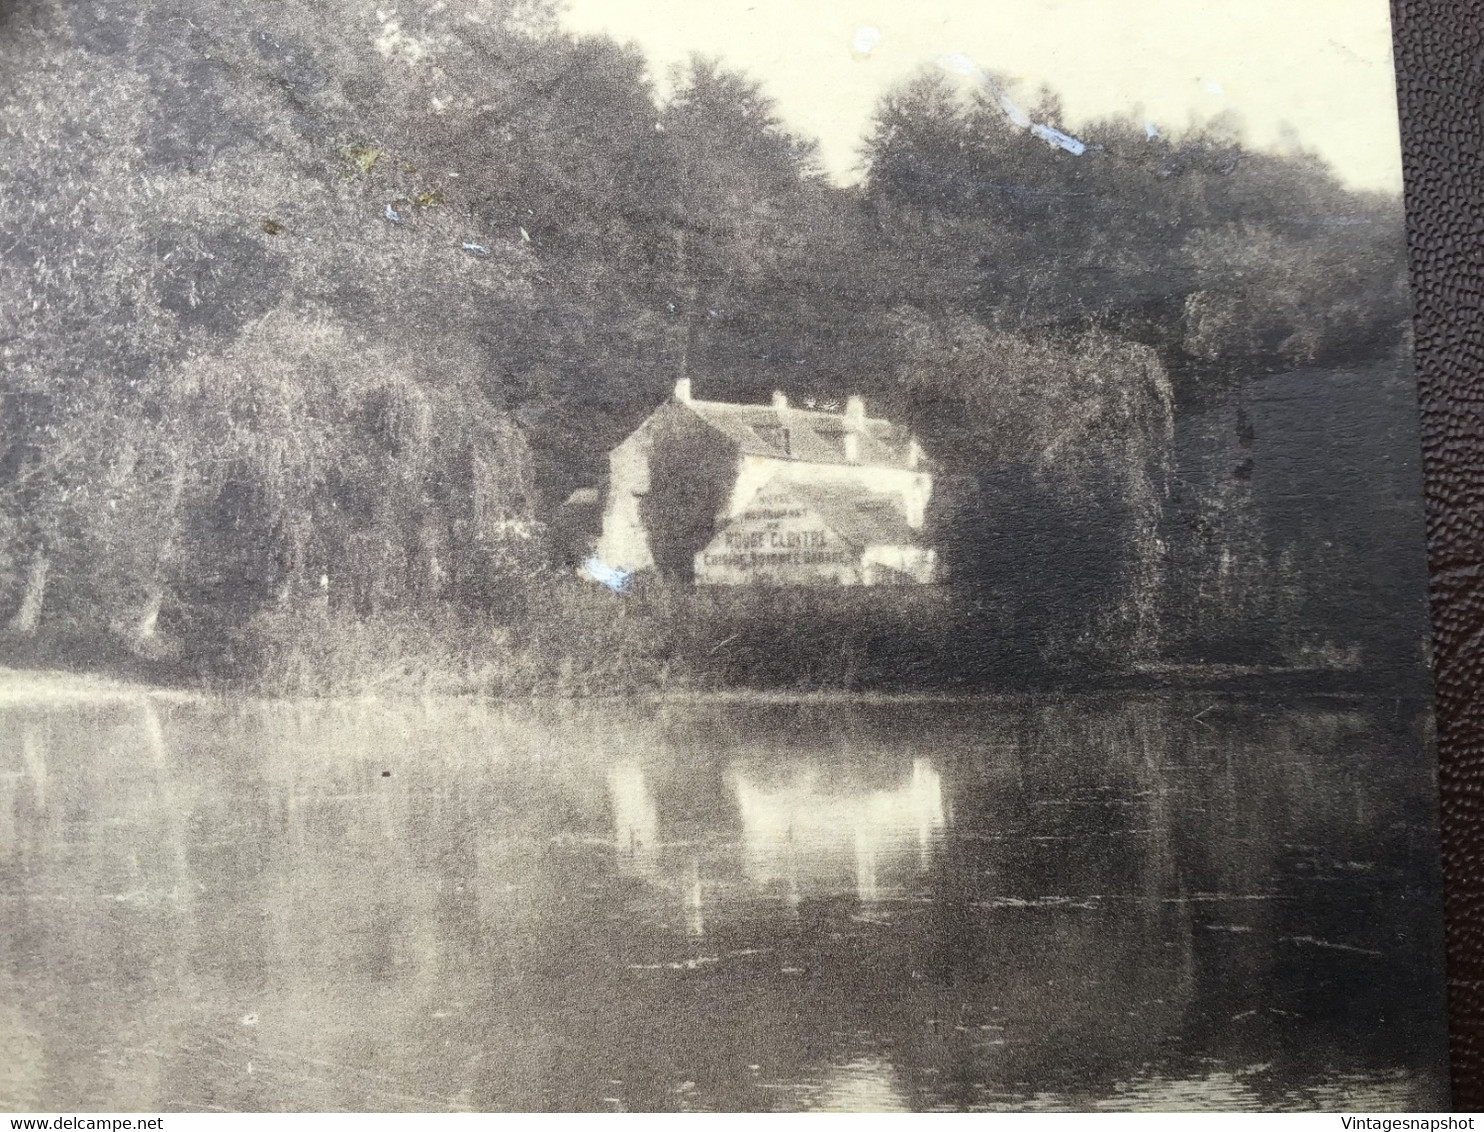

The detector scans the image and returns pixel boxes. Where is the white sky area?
[559,0,1404,193]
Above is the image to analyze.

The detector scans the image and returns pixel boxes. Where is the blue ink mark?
[462,242,490,255]
[1145,121,1161,140]
[385,203,404,224]
[937,52,1085,154]
[1030,123,1087,156]
[581,557,632,594]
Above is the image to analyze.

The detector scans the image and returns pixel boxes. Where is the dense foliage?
[0,0,1421,691]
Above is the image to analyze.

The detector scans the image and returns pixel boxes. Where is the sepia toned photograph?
[0,0,1451,1113]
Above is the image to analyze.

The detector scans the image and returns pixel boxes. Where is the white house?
[593,379,937,585]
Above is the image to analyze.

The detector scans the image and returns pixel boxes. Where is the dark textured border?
[1393,0,1484,1108]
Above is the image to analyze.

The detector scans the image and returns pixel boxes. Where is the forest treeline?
[0,0,1422,693]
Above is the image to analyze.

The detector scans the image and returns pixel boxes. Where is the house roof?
[787,481,922,549]
[680,398,919,469]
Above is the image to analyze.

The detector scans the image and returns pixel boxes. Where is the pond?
[0,689,1449,1111]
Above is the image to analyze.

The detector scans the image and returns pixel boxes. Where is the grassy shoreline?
[0,581,1428,705]
[0,659,1425,710]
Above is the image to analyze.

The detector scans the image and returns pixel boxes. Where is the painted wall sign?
[697,497,863,584]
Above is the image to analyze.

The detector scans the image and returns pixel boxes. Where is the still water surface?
[0,691,1448,1111]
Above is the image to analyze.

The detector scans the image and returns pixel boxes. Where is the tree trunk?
[7,548,49,634]
[134,588,164,640]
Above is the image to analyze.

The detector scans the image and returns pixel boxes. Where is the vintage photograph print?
[0,0,1451,1114]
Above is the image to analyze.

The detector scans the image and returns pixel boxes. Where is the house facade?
[593,379,936,585]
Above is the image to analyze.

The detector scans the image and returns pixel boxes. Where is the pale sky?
[560,0,1404,193]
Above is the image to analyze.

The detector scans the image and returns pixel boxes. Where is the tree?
[165,311,537,621]
[1181,217,1410,366]
[884,309,1173,659]
[0,0,544,638]
[860,68,1410,384]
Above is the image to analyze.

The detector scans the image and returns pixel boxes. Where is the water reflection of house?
[607,759,947,925]
[734,760,946,903]
[592,380,936,585]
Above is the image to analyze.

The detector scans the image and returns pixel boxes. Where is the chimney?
[844,395,865,427]
[908,438,923,469]
[674,378,693,403]
[772,391,789,411]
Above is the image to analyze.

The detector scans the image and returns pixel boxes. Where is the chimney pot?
[674,378,692,403]
[772,391,789,410]
[845,395,865,425]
